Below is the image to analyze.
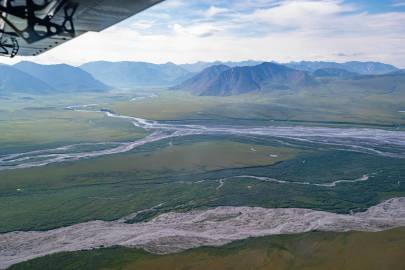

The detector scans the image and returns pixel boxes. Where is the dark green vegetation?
[1,131,404,233]
[1,62,405,269]
[111,88,405,127]
[9,227,405,270]
[0,135,297,232]
[1,90,405,232]
[0,95,146,155]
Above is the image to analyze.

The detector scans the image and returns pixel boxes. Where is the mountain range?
[0,60,402,95]
[0,65,54,94]
[174,63,315,96]
[0,62,109,94]
[285,61,398,75]
[312,68,358,79]
[81,60,397,89]
[174,62,405,96]
[179,60,263,73]
[79,61,191,88]
[14,62,110,92]
[391,69,405,75]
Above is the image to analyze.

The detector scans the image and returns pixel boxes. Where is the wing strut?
[0,0,78,57]
[0,33,18,57]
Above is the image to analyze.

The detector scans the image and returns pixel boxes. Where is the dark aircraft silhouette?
[0,0,163,57]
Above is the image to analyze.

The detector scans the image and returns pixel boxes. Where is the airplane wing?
[0,0,164,57]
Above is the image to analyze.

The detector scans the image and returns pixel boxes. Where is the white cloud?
[392,1,405,7]
[131,20,154,30]
[238,0,356,35]
[1,0,404,68]
[170,23,221,37]
[252,0,355,23]
[205,6,230,17]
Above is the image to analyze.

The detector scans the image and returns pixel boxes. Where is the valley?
[1,60,405,269]
[1,0,404,267]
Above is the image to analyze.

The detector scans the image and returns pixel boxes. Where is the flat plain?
[1,89,405,268]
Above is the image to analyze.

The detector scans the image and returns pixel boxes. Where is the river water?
[1,104,405,171]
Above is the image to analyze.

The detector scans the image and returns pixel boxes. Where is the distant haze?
[0,60,402,95]
[0,0,404,67]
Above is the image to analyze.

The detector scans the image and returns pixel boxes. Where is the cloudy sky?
[1,0,405,67]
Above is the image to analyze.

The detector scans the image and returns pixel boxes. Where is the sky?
[1,0,405,67]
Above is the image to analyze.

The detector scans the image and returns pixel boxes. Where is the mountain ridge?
[0,60,401,94]
[313,68,359,78]
[14,61,109,92]
[79,61,190,88]
[286,61,398,75]
[173,64,231,95]
[174,62,316,96]
[178,60,398,74]
[0,65,54,94]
